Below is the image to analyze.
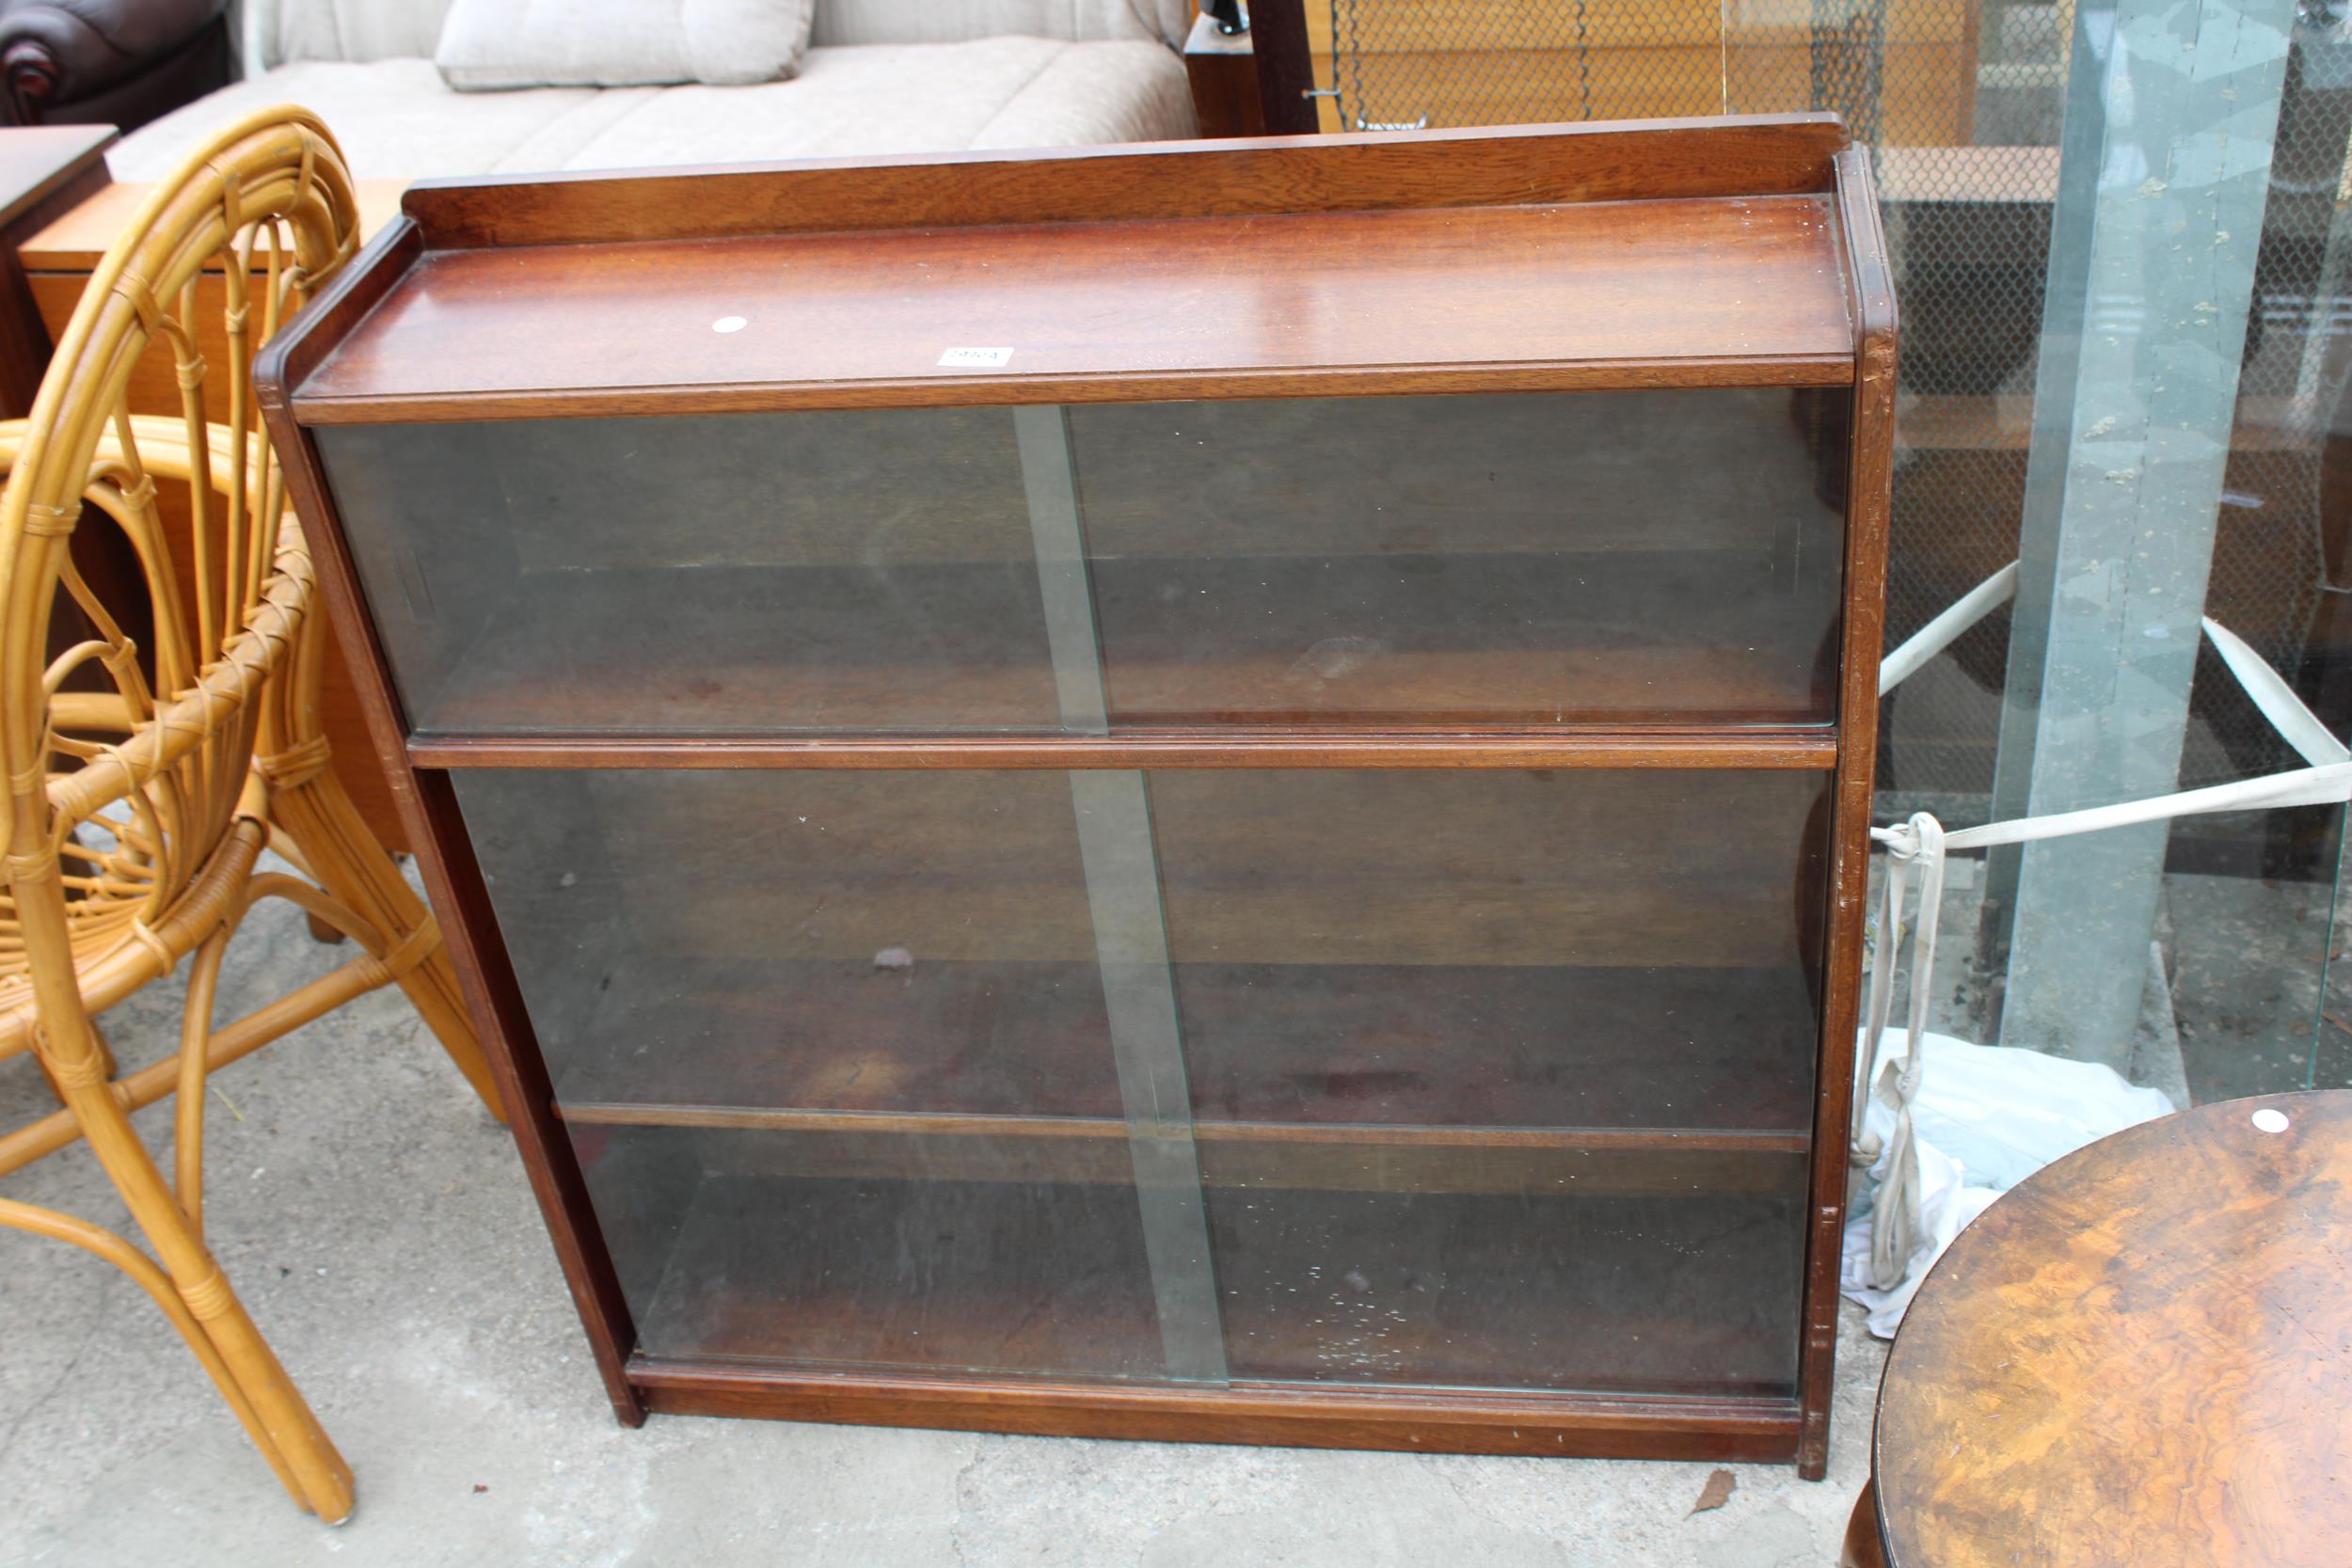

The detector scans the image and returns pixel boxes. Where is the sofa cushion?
[435,0,815,91]
[109,39,1196,182]
[809,0,1190,49]
[555,39,1195,166]
[107,58,651,179]
[252,0,1190,67]
[256,0,453,66]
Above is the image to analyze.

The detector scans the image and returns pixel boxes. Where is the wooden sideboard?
[255,117,1895,1473]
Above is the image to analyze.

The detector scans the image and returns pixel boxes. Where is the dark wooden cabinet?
[258,116,1894,1476]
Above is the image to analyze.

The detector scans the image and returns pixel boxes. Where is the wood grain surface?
[1184,11,1266,138]
[631,1356,1804,1462]
[1874,1092,2352,1567]
[394,115,1846,247]
[405,729,1840,771]
[295,194,1851,422]
[1795,143,1899,1480]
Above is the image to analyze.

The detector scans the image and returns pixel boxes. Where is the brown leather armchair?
[0,0,230,132]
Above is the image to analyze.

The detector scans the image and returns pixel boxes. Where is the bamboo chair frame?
[0,107,502,1523]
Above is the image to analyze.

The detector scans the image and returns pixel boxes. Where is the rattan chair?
[0,107,502,1522]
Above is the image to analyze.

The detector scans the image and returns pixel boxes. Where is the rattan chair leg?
[0,1195,310,1506]
[10,852,350,1517]
[173,1275,356,1524]
[43,1045,354,1519]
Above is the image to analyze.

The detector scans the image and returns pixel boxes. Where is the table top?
[1874,1090,2352,1568]
[0,124,113,232]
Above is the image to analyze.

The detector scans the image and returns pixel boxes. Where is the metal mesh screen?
[1325,5,1724,131]
[1312,1,2036,823]
[1320,2,1889,135]
[1313,0,2352,869]
[1810,0,1886,145]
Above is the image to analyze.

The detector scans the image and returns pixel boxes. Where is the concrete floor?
[2168,869,2347,1103]
[0,883,1888,1567]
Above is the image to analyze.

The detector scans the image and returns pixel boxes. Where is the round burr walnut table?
[1844,1091,2352,1568]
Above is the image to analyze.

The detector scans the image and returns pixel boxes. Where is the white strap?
[2203,613,2350,767]
[1878,561,2018,696]
[1855,812,1945,1289]
[1883,761,2352,860]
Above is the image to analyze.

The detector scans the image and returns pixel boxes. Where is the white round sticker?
[2251,1107,2290,1133]
[711,315,747,334]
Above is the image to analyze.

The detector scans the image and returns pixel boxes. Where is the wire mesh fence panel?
[1320,3,1730,131]
[1308,2,2026,822]
[1309,0,2352,862]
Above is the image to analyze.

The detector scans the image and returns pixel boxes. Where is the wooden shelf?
[615,1165,1803,1397]
[396,553,1839,735]
[565,1115,1804,1199]
[547,958,1820,1138]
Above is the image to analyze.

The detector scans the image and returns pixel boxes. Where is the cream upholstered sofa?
[106,0,1200,182]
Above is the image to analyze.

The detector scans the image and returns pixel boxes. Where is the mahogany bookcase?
[256,115,1894,1477]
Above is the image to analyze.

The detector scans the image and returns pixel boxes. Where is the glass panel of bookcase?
[455,767,1825,1394]
[320,388,1848,736]
[576,1122,1182,1382]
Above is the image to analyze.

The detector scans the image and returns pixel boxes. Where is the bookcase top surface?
[281,117,1869,424]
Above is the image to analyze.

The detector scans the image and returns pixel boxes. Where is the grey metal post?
[1982,0,2296,1063]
